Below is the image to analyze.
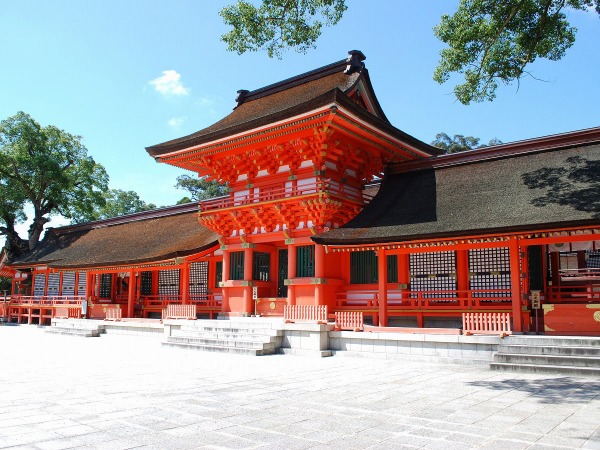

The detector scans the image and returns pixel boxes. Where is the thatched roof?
[314,128,600,245]
[9,203,218,269]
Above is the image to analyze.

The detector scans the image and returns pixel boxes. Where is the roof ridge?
[50,202,201,234]
[235,50,365,108]
[388,126,600,174]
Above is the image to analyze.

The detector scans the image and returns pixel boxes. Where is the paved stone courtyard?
[0,325,599,450]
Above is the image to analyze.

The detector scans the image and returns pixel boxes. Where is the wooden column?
[85,273,93,302]
[314,244,325,306]
[127,269,136,318]
[456,250,469,301]
[509,237,523,332]
[287,244,297,306]
[377,249,388,327]
[221,251,230,313]
[180,263,190,305]
[243,248,253,314]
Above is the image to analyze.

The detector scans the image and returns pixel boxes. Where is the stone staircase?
[163,319,284,356]
[491,335,600,377]
[46,318,101,337]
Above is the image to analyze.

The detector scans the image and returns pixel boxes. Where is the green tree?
[431,132,502,153]
[221,0,599,104]
[0,112,108,254]
[175,175,229,201]
[74,189,157,223]
[0,276,11,295]
[220,0,347,58]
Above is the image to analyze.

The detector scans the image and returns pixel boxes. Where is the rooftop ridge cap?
[51,202,200,234]
[388,126,600,174]
[237,58,348,105]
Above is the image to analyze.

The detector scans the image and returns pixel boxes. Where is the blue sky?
[1,1,599,230]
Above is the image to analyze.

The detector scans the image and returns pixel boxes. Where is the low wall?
[329,331,501,364]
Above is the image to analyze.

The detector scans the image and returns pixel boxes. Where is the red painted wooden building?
[4,51,599,335]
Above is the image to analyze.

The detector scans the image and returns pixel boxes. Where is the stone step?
[172,329,282,340]
[490,362,600,377]
[503,336,600,347]
[498,344,600,357]
[162,341,275,356]
[178,322,281,332]
[494,353,600,368]
[167,335,280,350]
[46,327,99,338]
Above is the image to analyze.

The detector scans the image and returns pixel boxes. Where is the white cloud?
[168,116,186,128]
[149,70,190,97]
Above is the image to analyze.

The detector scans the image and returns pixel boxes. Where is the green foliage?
[176,196,193,205]
[434,0,599,104]
[0,276,11,295]
[221,0,598,103]
[73,189,157,223]
[175,175,229,201]
[0,112,109,251]
[220,0,347,58]
[431,132,502,153]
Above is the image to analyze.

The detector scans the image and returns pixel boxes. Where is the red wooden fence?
[462,312,512,337]
[284,305,328,324]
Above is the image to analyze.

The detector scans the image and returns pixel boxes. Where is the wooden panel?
[61,272,76,298]
[544,303,600,336]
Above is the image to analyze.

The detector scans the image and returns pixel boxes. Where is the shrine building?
[3,51,600,336]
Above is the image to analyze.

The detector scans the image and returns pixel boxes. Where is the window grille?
[77,271,87,296]
[588,251,600,269]
[387,255,398,283]
[278,249,288,297]
[350,251,378,284]
[215,261,223,286]
[410,251,456,298]
[253,252,270,281]
[47,273,60,297]
[99,274,112,299]
[229,252,245,280]
[296,245,315,277]
[61,272,76,298]
[469,247,511,297]
[158,269,180,296]
[33,273,46,298]
[190,262,209,300]
[140,271,152,296]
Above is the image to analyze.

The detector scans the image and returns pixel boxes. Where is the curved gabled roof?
[9,203,218,269]
[146,52,441,158]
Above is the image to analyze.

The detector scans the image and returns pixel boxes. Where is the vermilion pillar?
[243,248,253,314]
[456,250,469,301]
[127,269,136,318]
[509,238,523,332]
[221,251,230,313]
[287,244,297,305]
[180,263,190,304]
[377,249,388,327]
[314,244,325,306]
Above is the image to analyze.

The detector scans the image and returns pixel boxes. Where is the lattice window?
[61,272,76,298]
[296,245,315,278]
[99,274,112,299]
[469,248,511,298]
[47,273,60,296]
[158,269,180,296]
[190,262,209,300]
[253,252,270,281]
[410,251,456,298]
[229,252,245,281]
[33,273,46,298]
[140,271,152,296]
[588,251,600,269]
[215,261,223,286]
[77,271,87,297]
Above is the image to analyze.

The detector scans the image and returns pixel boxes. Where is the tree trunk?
[28,215,49,250]
[1,214,29,259]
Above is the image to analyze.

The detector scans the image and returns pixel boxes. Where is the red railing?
[548,284,600,303]
[463,312,512,336]
[200,180,372,211]
[141,294,222,310]
[284,305,328,323]
[9,295,84,306]
[335,289,512,310]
